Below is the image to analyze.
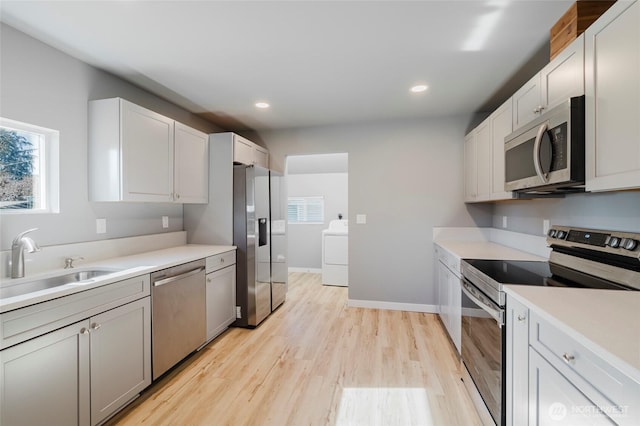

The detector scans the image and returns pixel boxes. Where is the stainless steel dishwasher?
[151,259,206,380]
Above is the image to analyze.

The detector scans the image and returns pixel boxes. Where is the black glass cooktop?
[463,259,631,291]
[464,259,550,286]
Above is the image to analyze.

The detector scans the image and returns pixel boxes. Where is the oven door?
[461,278,505,426]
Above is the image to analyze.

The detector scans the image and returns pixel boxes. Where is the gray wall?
[493,191,640,235]
[0,24,222,250]
[287,172,348,269]
[258,118,493,306]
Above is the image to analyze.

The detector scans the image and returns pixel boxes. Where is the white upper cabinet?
[89,98,208,203]
[512,73,542,130]
[585,0,640,192]
[490,98,515,200]
[233,134,269,168]
[475,120,492,201]
[464,97,515,203]
[464,131,477,202]
[542,34,585,111]
[174,122,208,203]
[513,35,585,130]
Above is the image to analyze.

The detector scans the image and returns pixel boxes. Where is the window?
[0,118,59,213]
[288,196,324,224]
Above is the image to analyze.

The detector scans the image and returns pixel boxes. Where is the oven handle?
[533,122,549,184]
[461,279,504,327]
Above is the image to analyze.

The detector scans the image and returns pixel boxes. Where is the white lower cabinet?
[90,297,151,425]
[506,295,640,426]
[205,250,237,342]
[0,297,151,426]
[529,348,615,426]
[506,297,529,426]
[0,320,91,426]
[435,246,461,354]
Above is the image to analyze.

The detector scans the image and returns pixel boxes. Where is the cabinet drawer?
[0,275,150,350]
[206,250,236,274]
[529,311,639,424]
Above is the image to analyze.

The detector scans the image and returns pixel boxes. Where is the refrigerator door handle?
[258,218,268,246]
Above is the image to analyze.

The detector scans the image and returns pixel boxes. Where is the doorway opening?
[285,153,348,287]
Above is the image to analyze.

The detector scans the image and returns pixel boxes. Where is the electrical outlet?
[543,219,550,235]
[236,306,241,319]
[96,218,107,234]
[356,214,367,224]
[502,216,508,229]
[162,216,169,228]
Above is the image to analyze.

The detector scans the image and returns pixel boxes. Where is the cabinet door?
[464,132,477,202]
[447,267,461,354]
[254,145,269,168]
[529,348,615,425]
[121,100,175,202]
[475,120,492,201]
[513,73,542,130]
[174,122,209,204]
[506,297,529,426]
[437,260,449,330]
[90,298,151,426]
[490,98,514,200]
[206,265,236,341]
[542,35,585,112]
[585,0,640,192]
[233,135,255,165]
[1,320,90,426]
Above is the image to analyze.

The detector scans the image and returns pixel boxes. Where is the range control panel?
[547,226,640,255]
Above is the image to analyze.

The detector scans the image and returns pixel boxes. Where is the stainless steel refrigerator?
[233,165,287,328]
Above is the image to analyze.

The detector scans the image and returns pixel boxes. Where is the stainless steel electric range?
[459,226,640,426]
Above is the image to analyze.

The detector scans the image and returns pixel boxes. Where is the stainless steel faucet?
[11,228,41,278]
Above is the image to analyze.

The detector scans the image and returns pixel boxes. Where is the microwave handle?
[533,122,549,184]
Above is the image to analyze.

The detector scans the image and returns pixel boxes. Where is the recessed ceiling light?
[410,85,428,93]
[255,102,270,109]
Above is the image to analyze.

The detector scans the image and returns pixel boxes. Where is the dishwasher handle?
[153,267,205,287]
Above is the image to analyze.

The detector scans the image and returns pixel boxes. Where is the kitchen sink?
[0,269,121,299]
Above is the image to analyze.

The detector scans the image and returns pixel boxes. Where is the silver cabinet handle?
[562,353,575,364]
[153,267,205,287]
[80,327,90,335]
[91,323,101,331]
[517,314,526,322]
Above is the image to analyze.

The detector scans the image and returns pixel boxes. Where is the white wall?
[258,118,493,307]
[493,191,640,235]
[0,24,222,252]
[287,172,348,269]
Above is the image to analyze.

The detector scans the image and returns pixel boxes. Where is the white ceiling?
[0,0,574,132]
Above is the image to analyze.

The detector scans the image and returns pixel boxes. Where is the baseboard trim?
[289,267,322,274]
[347,299,438,313]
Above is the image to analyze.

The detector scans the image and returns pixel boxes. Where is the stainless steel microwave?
[504,96,585,193]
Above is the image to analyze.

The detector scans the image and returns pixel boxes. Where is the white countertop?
[505,285,640,381]
[0,244,235,313]
[434,240,547,262]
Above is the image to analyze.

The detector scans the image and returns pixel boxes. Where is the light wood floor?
[108,273,482,426]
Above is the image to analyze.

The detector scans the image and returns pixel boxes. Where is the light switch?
[543,219,550,235]
[356,214,367,224]
[162,216,169,228]
[96,218,107,234]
